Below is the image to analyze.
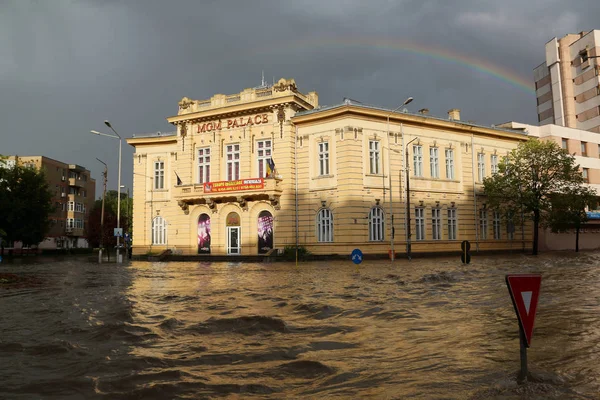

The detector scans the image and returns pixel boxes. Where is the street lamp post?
[90,120,123,263]
[96,158,107,264]
[386,97,413,263]
[405,136,419,260]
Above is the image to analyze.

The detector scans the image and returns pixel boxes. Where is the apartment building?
[127,78,533,257]
[2,156,96,249]
[534,30,600,132]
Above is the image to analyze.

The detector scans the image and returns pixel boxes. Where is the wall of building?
[127,82,535,257]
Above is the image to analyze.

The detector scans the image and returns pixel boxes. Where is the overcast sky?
[2,0,599,195]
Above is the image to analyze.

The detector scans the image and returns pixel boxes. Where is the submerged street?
[1,252,599,399]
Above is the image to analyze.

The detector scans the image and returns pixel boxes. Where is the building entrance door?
[227,227,240,255]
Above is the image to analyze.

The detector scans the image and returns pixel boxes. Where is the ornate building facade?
[127,79,532,256]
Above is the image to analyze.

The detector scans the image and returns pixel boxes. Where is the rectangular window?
[430,147,439,178]
[226,144,240,181]
[447,208,457,240]
[154,161,164,189]
[581,142,587,156]
[491,154,498,174]
[66,218,74,228]
[369,140,380,174]
[256,140,272,178]
[562,139,568,150]
[507,212,515,240]
[319,142,330,176]
[75,219,83,229]
[415,207,425,240]
[445,149,454,180]
[432,208,441,240]
[75,202,82,212]
[413,145,423,177]
[197,147,211,183]
[493,211,501,239]
[479,209,488,240]
[68,201,74,211]
[583,168,589,183]
[477,153,485,182]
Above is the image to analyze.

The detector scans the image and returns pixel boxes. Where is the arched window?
[369,207,385,241]
[316,208,333,242]
[152,216,167,245]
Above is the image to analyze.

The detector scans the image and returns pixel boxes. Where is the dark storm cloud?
[1,0,600,193]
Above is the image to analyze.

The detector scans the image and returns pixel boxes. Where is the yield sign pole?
[506,274,542,383]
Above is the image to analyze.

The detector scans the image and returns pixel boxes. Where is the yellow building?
[127,79,532,257]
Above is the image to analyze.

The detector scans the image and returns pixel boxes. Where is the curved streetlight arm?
[90,130,119,140]
[104,120,122,139]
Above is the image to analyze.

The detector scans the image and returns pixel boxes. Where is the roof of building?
[132,131,177,139]
[294,99,527,136]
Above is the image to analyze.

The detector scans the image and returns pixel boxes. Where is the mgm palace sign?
[197,114,270,133]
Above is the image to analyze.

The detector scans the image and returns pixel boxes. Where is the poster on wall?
[258,210,273,254]
[198,214,211,254]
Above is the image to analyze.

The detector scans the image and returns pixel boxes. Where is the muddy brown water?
[1,252,599,399]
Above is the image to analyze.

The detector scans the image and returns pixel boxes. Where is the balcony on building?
[65,227,84,236]
[173,177,283,211]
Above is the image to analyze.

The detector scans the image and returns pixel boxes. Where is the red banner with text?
[203,178,264,193]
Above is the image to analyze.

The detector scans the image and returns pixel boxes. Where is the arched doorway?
[197,213,211,254]
[226,212,241,255]
[257,210,273,254]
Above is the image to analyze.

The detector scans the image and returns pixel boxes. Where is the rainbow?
[257,36,535,96]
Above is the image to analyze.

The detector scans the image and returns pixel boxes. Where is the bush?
[282,245,311,261]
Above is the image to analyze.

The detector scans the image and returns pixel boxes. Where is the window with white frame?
[197,148,211,184]
[491,154,498,174]
[415,207,425,240]
[477,153,485,181]
[152,216,167,245]
[479,209,488,240]
[413,145,423,177]
[369,140,380,174]
[493,211,501,239]
[447,208,457,240]
[75,219,83,229]
[66,218,74,228]
[154,161,164,189]
[318,142,330,176]
[507,212,515,240]
[430,147,439,178]
[317,208,333,242]
[257,140,272,178]
[432,208,441,240]
[445,149,455,180]
[68,201,74,211]
[226,144,240,181]
[368,207,384,241]
[75,202,82,212]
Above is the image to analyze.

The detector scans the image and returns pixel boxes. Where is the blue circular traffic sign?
[351,249,363,265]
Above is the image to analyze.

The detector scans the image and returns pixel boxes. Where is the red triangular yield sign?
[506,274,542,347]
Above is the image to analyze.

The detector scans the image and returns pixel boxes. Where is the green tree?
[483,139,591,255]
[0,161,54,246]
[547,187,597,252]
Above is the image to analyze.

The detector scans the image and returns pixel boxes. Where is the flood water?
[1,252,600,399]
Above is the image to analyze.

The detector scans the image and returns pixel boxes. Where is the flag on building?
[175,171,182,186]
[266,158,276,178]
